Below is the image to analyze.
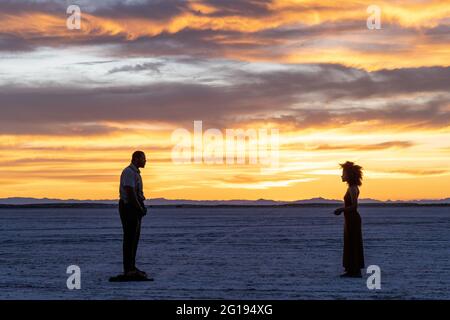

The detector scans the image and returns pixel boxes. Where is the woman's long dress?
[343,191,365,271]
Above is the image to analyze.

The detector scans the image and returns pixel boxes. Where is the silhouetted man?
[119,151,148,279]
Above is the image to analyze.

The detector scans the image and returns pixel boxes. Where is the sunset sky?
[0,0,449,201]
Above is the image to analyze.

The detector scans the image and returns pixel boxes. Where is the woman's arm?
[334,186,359,215]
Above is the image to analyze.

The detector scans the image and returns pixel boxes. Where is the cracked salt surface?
[0,206,448,299]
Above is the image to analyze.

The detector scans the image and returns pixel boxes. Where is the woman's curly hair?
[340,161,363,186]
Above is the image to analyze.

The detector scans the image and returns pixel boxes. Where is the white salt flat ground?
[0,207,448,299]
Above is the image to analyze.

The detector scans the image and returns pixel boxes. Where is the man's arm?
[124,186,144,213]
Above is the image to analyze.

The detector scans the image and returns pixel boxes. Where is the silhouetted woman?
[334,161,365,277]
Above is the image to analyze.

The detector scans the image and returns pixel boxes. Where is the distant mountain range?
[0,196,449,206]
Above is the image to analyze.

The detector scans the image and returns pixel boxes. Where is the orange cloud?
[1,1,449,70]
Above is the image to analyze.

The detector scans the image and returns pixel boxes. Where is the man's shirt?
[119,163,145,204]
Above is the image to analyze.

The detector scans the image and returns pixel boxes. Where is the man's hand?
[141,206,148,217]
[334,208,343,215]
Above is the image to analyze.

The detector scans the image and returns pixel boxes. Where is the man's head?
[132,151,146,168]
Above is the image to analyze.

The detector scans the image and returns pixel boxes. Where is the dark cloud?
[423,24,450,42]
[0,81,287,134]
[0,0,66,14]
[108,62,164,74]
[238,65,450,100]
[0,0,270,22]
[91,0,191,20]
[262,98,450,131]
[0,64,448,135]
[0,34,34,52]
[112,28,238,59]
[200,0,272,17]
[75,60,118,66]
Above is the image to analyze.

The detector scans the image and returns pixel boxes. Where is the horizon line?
[1,196,449,203]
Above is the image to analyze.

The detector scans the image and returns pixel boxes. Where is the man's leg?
[120,204,138,274]
[131,217,142,270]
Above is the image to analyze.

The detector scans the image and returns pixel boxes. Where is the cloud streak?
[107,62,164,74]
[1,64,448,135]
[306,141,415,151]
[0,1,449,69]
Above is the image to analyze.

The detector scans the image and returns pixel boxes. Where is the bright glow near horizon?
[0,0,449,201]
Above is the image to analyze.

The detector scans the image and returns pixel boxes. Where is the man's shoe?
[124,270,147,280]
[134,267,147,278]
[116,270,153,282]
[340,271,362,278]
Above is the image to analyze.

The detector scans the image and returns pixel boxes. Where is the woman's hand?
[334,208,343,215]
